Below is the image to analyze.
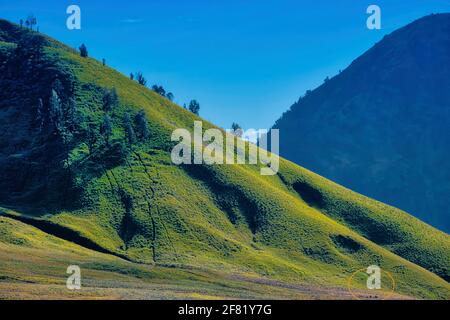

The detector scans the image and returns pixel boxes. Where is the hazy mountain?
[0,19,448,299]
[272,14,450,233]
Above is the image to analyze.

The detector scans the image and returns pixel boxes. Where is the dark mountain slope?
[272,13,450,232]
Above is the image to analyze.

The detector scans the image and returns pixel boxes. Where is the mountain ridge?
[272,13,450,233]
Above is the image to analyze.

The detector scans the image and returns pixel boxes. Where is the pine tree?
[102,88,119,112]
[86,123,98,154]
[123,112,136,146]
[135,72,147,86]
[79,43,88,58]
[101,115,113,145]
[27,15,37,30]
[152,85,166,97]
[231,122,243,137]
[135,110,150,140]
[188,99,200,115]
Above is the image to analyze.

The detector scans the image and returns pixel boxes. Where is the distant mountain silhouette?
[272,13,450,232]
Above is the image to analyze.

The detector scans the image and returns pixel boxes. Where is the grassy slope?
[0,215,416,300]
[0,21,449,299]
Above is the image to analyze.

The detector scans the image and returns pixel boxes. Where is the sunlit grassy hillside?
[0,19,449,299]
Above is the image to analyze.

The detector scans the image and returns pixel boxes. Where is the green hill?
[0,19,449,299]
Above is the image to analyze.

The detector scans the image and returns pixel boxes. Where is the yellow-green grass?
[0,216,415,300]
[0,20,449,300]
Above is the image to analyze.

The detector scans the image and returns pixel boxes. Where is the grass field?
[0,216,415,300]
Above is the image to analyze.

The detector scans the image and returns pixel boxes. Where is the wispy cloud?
[120,18,144,24]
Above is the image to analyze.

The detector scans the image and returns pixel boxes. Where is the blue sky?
[1,0,449,129]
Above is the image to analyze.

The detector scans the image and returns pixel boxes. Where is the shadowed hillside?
[0,18,449,299]
[272,13,450,233]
